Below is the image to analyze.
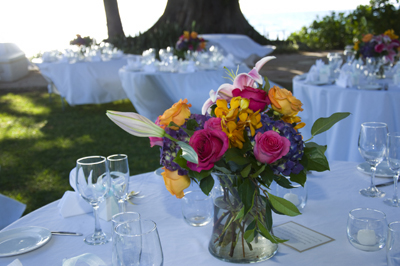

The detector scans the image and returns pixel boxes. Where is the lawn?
[0,92,161,214]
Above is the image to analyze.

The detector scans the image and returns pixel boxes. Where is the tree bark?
[103,0,125,40]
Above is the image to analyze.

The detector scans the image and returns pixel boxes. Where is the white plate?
[306,80,333,86]
[357,84,381,90]
[356,161,394,178]
[154,167,163,176]
[0,226,51,257]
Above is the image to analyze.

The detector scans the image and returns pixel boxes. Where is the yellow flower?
[268,86,303,116]
[362,33,374,43]
[161,167,190,199]
[384,29,399,40]
[190,31,198,39]
[230,97,249,110]
[354,41,360,51]
[238,109,262,136]
[159,99,192,130]
[183,31,190,40]
[214,99,239,123]
[282,115,306,130]
[223,121,245,149]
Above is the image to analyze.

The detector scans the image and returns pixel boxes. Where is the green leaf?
[304,143,330,172]
[177,141,198,164]
[259,166,274,188]
[234,207,245,221]
[250,164,266,178]
[273,175,294,189]
[267,192,301,217]
[213,165,231,174]
[241,164,252,178]
[263,76,270,93]
[186,119,199,131]
[289,170,307,186]
[265,200,273,231]
[224,148,251,165]
[305,142,327,153]
[244,220,256,243]
[189,169,213,182]
[173,151,189,170]
[311,112,350,137]
[257,220,287,243]
[199,175,214,196]
[238,179,255,216]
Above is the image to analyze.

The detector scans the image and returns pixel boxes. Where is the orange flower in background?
[183,31,190,40]
[159,99,192,130]
[362,33,374,42]
[384,29,399,40]
[190,31,198,39]
[353,41,360,51]
[268,86,303,117]
[199,41,206,50]
[161,168,190,198]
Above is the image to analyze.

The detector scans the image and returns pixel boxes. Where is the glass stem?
[92,205,102,236]
[370,166,377,189]
[393,173,399,203]
[118,199,126,213]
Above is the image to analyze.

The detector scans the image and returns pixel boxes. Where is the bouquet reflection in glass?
[75,156,111,245]
[106,56,350,263]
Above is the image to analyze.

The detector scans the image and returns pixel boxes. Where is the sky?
[0,0,382,57]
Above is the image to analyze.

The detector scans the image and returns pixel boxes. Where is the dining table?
[293,75,400,162]
[119,64,280,122]
[33,57,128,106]
[1,160,399,265]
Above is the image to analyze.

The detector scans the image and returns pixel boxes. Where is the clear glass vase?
[209,172,278,263]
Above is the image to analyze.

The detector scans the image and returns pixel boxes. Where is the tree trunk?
[146,0,269,44]
[103,0,125,40]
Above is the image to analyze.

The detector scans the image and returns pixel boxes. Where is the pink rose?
[375,43,385,53]
[232,86,270,112]
[187,129,229,172]
[253,131,290,164]
[204,117,222,131]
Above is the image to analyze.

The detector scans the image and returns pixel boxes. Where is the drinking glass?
[387,221,400,266]
[384,132,400,207]
[347,208,387,251]
[107,154,129,213]
[75,156,111,245]
[276,182,308,212]
[358,122,388,197]
[181,190,213,227]
[114,219,163,266]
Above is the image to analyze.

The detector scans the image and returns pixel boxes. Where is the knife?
[51,231,83,236]
[376,180,399,187]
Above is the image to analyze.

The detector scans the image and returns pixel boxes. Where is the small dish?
[357,84,381,90]
[0,226,52,257]
[356,161,394,178]
[306,80,333,86]
[154,167,163,176]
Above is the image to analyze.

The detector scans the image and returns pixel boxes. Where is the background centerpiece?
[174,30,207,60]
[107,56,349,263]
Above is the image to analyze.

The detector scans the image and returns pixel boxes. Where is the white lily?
[106,111,198,164]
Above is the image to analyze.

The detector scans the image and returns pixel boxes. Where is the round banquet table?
[119,65,280,122]
[34,57,128,106]
[1,161,399,265]
[293,76,400,162]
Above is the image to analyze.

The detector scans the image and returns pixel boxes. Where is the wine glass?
[384,132,400,207]
[358,122,388,197]
[107,154,129,213]
[75,156,111,245]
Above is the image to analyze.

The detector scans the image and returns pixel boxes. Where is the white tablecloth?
[1,161,399,265]
[119,65,280,122]
[293,76,400,162]
[200,34,275,63]
[35,58,128,105]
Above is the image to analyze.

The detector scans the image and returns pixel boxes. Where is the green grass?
[0,92,161,215]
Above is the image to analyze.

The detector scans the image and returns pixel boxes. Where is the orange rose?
[183,31,190,40]
[199,41,206,50]
[161,167,190,198]
[268,86,303,116]
[362,34,373,43]
[159,99,192,129]
[190,31,198,39]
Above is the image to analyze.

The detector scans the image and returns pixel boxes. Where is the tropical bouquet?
[107,56,349,260]
[354,29,400,63]
[175,31,207,59]
[70,34,93,47]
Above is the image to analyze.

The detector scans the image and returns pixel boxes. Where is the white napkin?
[7,259,23,266]
[62,253,106,266]
[335,70,351,88]
[57,168,118,221]
[186,61,197,72]
[305,59,330,83]
[219,53,237,68]
[142,62,158,72]
[58,55,69,63]
[0,194,26,230]
[89,55,102,62]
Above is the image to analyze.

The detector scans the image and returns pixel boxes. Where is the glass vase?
[209,172,278,263]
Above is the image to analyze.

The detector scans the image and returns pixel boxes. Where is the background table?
[119,65,279,122]
[1,161,399,265]
[293,76,400,162]
[35,58,128,106]
[200,34,275,64]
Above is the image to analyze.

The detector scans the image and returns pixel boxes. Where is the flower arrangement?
[174,31,206,59]
[107,56,349,261]
[70,34,93,47]
[354,29,400,62]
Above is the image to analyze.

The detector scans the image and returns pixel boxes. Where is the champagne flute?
[384,132,400,207]
[358,122,388,197]
[76,156,111,245]
[107,154,129,213]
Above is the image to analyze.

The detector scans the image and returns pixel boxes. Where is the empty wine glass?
[358,122,388,197]
[76,156,111,245]
[107,154,129,213]
[384,132,400,207]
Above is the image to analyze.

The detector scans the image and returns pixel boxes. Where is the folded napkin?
[0,194,26,230]
[142,62,158,72]
[58,55,70,63]
[7,259,22,266]
[335,70,351,88]
[89,55,102,62]
[63,253,106,266]
[219,53,237,68]
[57,168,118,221]
[305,59,330,83]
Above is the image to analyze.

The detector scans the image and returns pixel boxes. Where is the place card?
[273,221,334,252]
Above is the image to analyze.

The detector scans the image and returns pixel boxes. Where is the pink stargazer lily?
[201,56,276,114]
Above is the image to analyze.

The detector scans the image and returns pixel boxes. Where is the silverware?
[51,231,83,236]
[376,180,399,187]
